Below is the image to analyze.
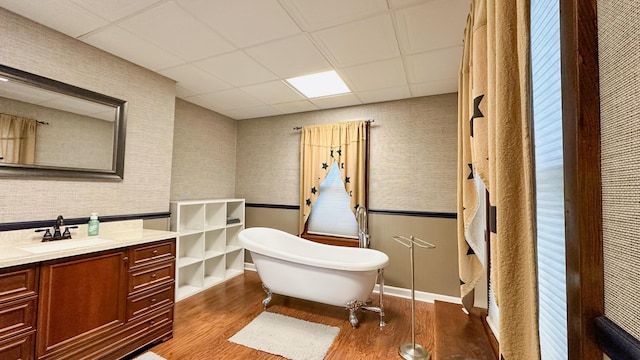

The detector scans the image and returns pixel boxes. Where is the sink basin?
[18,238,115,254]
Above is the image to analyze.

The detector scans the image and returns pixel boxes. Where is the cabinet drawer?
[0,296,36,340]
[0,330,35,360]
[0,266,38,304]
[127,284,174,321]
[129,261,175,294]
[129,240,175,269]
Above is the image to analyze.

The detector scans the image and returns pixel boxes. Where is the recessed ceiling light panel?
[286,70,350,98]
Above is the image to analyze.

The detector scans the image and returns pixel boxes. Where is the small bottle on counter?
[88,213,99,236]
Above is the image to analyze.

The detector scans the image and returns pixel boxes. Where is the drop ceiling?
[0,0,470,120]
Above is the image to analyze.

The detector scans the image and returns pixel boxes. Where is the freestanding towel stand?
[393,235,436,360]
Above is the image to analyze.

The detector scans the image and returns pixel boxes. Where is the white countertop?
[0,220,177,268]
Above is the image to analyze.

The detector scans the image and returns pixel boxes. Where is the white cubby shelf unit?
[170,199,245,301]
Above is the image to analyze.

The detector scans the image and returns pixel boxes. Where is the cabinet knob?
[123,256,129,262]
[151,298,157,303]
[149,320,155,326]
[152,249,158,255]
[151,273,157,278]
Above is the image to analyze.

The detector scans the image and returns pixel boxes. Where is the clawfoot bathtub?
[238,227,389,328]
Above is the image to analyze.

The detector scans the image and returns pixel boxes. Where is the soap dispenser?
[88,213,99,236]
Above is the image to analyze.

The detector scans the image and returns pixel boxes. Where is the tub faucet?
[356,206,369,248]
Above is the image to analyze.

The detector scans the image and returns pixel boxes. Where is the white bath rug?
[229,311,340,360]
[133,351,166,360]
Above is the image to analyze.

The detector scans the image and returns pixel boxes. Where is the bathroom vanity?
[0,222,176,359]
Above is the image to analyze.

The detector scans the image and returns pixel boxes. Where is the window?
[307,162,359,239]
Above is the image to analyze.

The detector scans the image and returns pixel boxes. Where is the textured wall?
[171,99,237,201]
[0,9,176,224]
[598,0,640,341]
[236,94,458,212]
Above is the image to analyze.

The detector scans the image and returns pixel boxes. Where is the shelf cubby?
[226,224,242,251]
[205,202,226,230]
[227,200,245,225]
[177,232,204,268]
[176,203,204,234]
[177,262,203,301]
[205,228,225,259]
[225,248,244,278]
[204,256,225,288]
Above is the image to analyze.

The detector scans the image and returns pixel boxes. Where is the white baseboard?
[373,283,461,304]
[244,262,460,305]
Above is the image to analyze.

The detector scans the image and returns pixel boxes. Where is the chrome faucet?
[356,206,369,248]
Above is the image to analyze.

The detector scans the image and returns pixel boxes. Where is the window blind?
[531,0,567,358]
[308,162,358,238]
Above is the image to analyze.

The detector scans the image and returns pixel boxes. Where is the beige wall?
[598,0,640,341]
[0,9,176,224]
[170,99,237,201]
[236,94,458,212]
[238,95,460,297]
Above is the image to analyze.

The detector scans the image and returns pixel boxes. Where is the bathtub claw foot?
[261,283,272,309]
[346,300,362,328]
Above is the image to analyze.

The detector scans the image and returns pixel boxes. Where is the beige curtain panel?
[299,121,367,235]
[457,0,540,359]
[0,113,37,165]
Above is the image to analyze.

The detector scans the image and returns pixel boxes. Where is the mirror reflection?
[0,65,126,179]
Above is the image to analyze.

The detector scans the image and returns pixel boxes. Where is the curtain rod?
[0,112,49,125]
[292,119,374,131]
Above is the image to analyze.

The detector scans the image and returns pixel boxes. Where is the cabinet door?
[36,250,128,358]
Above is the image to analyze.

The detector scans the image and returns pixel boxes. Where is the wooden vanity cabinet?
[0,264,39,360]
[36,249,128,359]
[34,238,176,360]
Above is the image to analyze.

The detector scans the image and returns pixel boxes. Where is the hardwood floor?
[149,271,435,359]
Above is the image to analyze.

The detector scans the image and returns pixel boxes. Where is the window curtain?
[0,114,37,165]
[299,121,366,235]
[457,0,540,359]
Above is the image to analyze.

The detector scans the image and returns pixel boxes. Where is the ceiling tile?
[240,81,304,104]
[177,0,300,48]
[195,51,278,87]
[80,26,184,71]
[405,46,463,83]
[158,64,232,94]
[184,88,263,111]
[1,0,108,37]
[279,0,389,31]
[355,86,411,104]
[246,34,332,78]
[395,0,469,54]
[70,0,162,22]
[272,100,319,114]
[312,14,400,67]
[226,105,283,120]
[341,57,407,92]
[309,93,362,109]
[119,1,234,61]
[410,78,459,97]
